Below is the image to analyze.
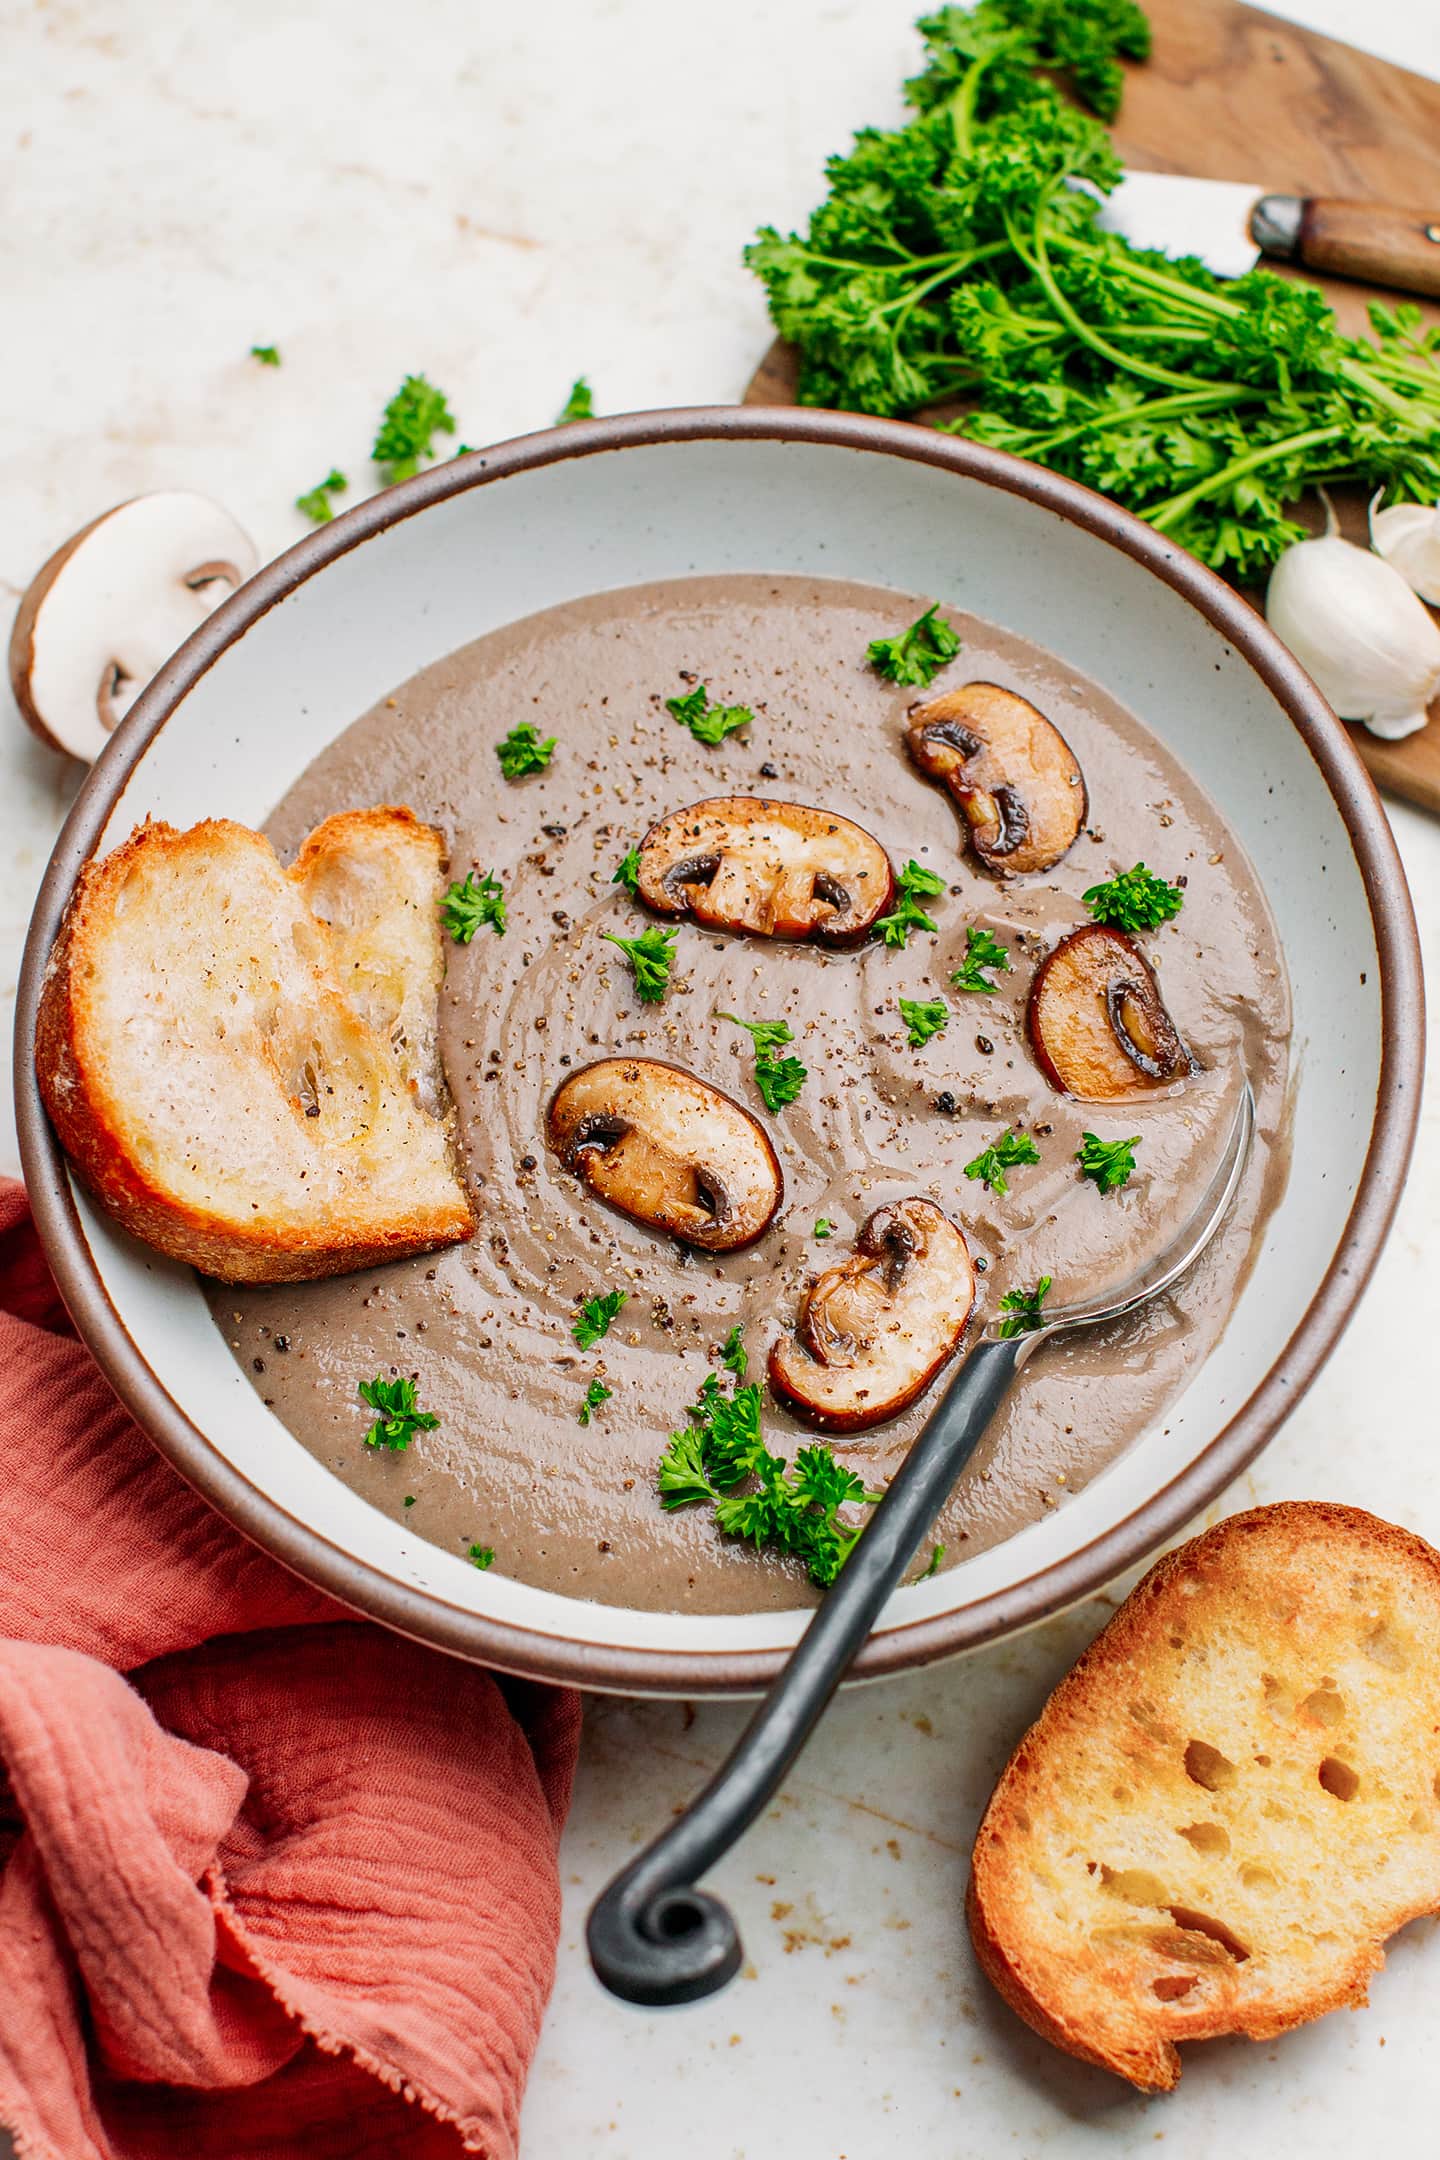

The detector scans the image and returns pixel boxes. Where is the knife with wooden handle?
[1092,171,1440,298]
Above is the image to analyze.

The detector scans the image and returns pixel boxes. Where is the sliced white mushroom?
[9,492,259,763]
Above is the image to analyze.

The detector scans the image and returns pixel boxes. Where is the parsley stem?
[1146,424,1347,531]
[1021,384,1263,456]
[1015,203,1205,394]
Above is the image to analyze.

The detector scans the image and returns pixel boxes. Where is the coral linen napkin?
[0,1178,582,2160]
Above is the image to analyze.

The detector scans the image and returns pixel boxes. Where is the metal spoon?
[588,1081,1255,2007]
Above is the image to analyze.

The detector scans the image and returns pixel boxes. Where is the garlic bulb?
[1370,494,1440,604]
[1265,501,1440,740]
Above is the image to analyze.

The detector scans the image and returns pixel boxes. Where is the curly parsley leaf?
[666,683,755,745]
[951,924,1012,994]
[721,1325,749,1380]
[604,924,678,1003]
[997,1275,1053,1338]
[295,469,347,524]
[875,859,947,948]
[573,1289,627,1350]
[865,603,961,687]
[441,869,506,942]
[964,1126,1041,1195]
[557,376,594,424]
[250,344,281,367]
[578,1377,612,1426]
[657,1361,882,1587]
[372,372,456,482]
[1083,861,1184,932]
[814,1217,836,1240]
[468,1543,494,1569]
[612,847,642,893]
[900,994,950,1048]
[496,723,557,780]
[359,1374,439,1452]
[716,1011,807,1111]
[1076,1131,1140,1192]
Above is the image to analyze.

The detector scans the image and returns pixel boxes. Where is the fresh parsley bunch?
[746,0,1440,575]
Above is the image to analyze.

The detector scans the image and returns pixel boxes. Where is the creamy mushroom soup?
[206,575,1290,1614]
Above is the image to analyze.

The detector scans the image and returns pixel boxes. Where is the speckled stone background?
[3,2,1439,2152]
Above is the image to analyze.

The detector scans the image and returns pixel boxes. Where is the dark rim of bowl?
[14,406,1425,1695]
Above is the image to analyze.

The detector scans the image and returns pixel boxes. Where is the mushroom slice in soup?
[906,683,1086,876]
[1028,925,1196,1101]
[635,795,894,945]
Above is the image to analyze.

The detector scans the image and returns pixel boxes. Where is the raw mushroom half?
[547,1057,783,1251]
[635,796,895,946]
[769,1199,976,1433]
[906,683,1086,876]
[9,492,259,763]
[1028,925,1196,1101]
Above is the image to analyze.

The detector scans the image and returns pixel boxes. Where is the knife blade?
[1089,169,1440,300]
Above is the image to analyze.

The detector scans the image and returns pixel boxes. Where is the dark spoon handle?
[586,1333,1027,2005]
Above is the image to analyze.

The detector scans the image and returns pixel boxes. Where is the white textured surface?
[2,2,1438,2153]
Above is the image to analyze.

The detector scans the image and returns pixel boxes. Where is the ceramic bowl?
[15,409,1423,1694]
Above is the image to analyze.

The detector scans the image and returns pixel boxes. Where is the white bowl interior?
[71,436,1380,1664]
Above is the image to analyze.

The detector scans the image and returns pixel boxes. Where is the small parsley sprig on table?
[373,372,456,482]
[578,1378,612,1426]
[441,869,506,941]
[612,847,642,893]
[296,469,347,524]
[951,925,1012,994]
[496,723,556,780]
[250,343,281,366]
[865,604,961,687]
[717,1013,807,1112]
[899,994,950,1049]
[875,860,947,948]
[998,1277,1053,1338]
[1084,862,1184,932]
[573,1290,627,1350]
[964,1127,1041,1196]
[1077,1132,1141,1192]
[666,684,755,745]
[557,377,594,423]
[657,1355,883,1588]
[604,924,678,1002]
[359,1375,439,1452]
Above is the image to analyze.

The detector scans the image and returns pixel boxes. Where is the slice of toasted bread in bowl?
[36,808,476,1284]
[968,1502,1440,2092]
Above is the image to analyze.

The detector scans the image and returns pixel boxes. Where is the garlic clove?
[1265,527,1440,742]
[1369,495,1440,606]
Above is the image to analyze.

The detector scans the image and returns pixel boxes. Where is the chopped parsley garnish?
[998,1277,1053,1339]
[359,1374,439,1452]
[716,1012,807,1111]
[578,1377,612,1426]
[250,344,281,366]
[814,1218,835,1240]
[573,1290,627,1350]
[468,1543,494,1570]
[721,1325,749,1380]
[496,723,556,780]
[964,1127,1041,1196]
[951,924,1012,994]
[403,1495,416,1508]
[875,859,947,948]
[557,376,594,424]
[1076,1132,1141,1193]
[441,868,506,941]
[865,604,961,687]
[665,683,755,745]
[918,1542,945,1580]
[372,372,456,482]
[612,847,643,893]
[295,469,347,524]
[657,1360,882,1588]
[603,924,678,1002]
[900,995,950,1048]
[1083,862,1184,933]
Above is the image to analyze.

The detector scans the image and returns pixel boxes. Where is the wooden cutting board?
[743,0,1440,817]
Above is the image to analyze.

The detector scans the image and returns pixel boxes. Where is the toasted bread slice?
[968,1502,1440,2091]
[37,809,476,1283]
